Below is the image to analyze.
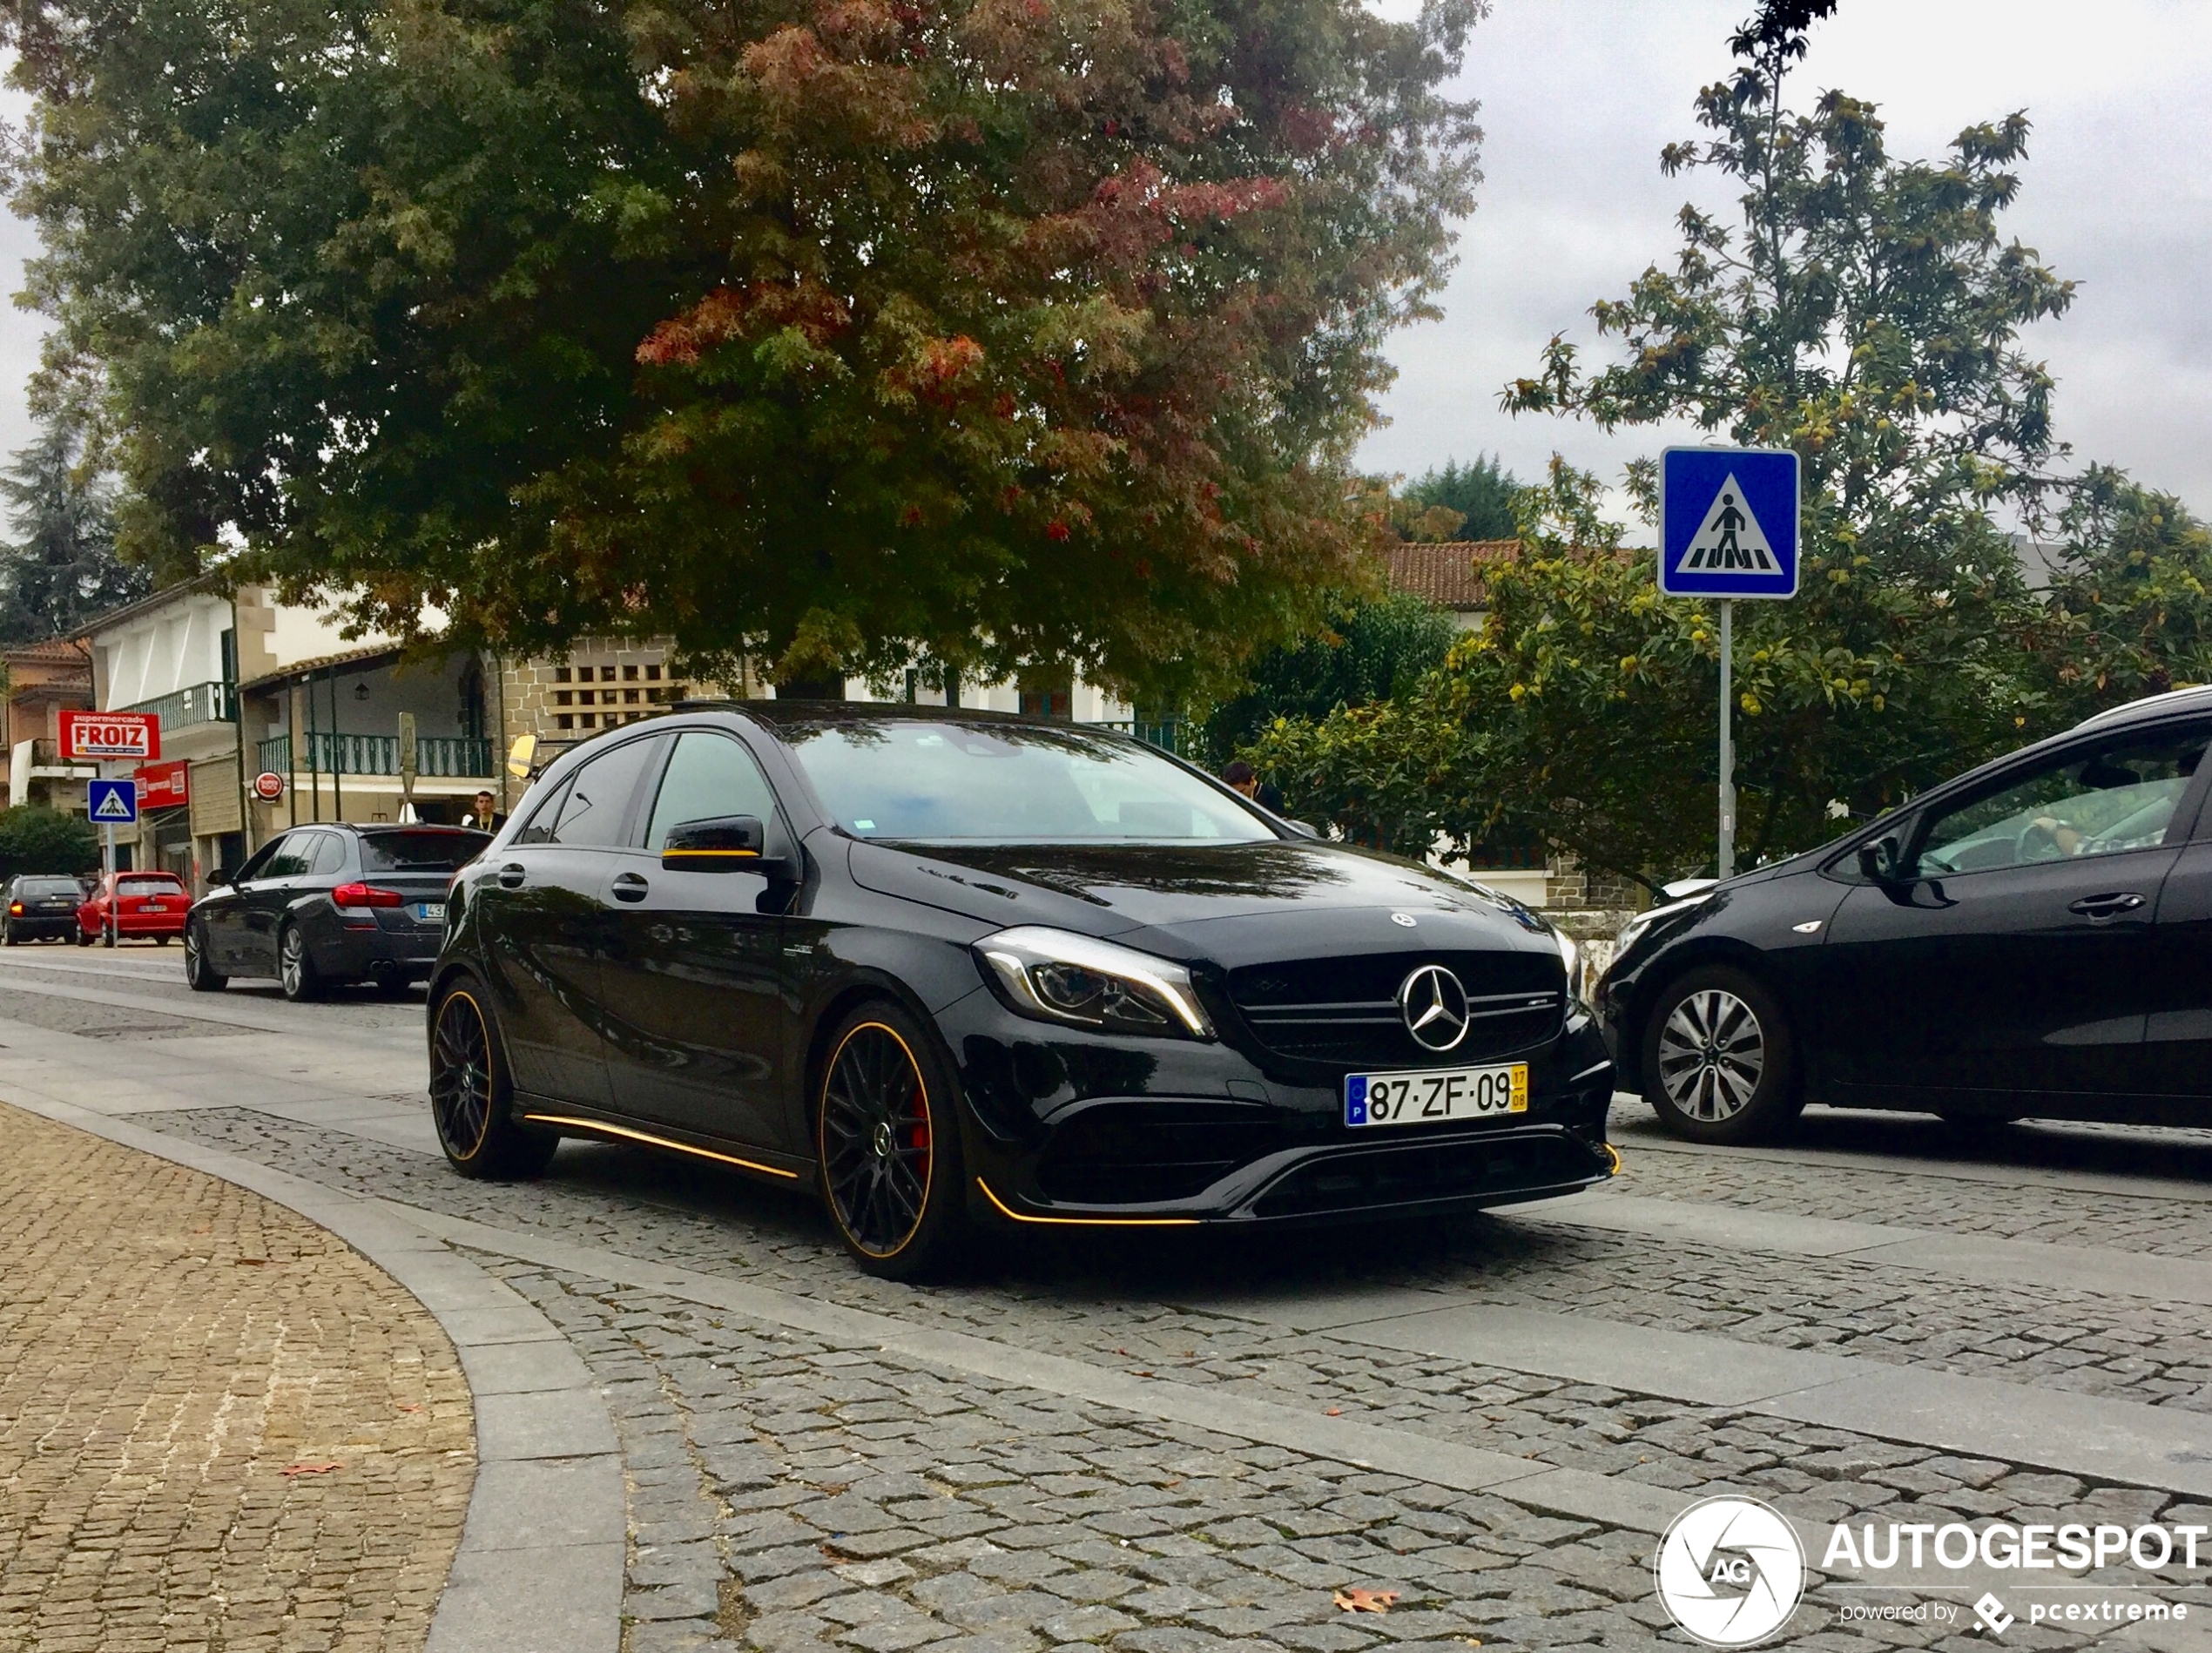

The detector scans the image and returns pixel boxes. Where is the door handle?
[611,873,650,903]
[2068,892,2145,919]
[498,862,526,889]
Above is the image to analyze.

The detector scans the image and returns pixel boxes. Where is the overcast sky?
[1359,0,2212,522]
[0,1,2206,523]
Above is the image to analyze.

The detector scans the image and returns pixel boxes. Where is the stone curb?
[0,1089,624,1653]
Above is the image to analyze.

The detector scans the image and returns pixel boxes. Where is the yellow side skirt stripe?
[520,1113,801,1180]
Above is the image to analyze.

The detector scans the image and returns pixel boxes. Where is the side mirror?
[1285,820,1321,840]
[662,814,767,871]
[506,732,538,779]
[207,868,233,888]
[1857,837,1906,885]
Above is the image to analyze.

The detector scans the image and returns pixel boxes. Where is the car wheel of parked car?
[429,981,557,1177]
[278,924,322,1002]
[76,928,91,947]
[816,1003,969,1281]
[101,921,116,948]
[184,921,227,990]
[1642,965,1803,1144]
[2,921,15,946]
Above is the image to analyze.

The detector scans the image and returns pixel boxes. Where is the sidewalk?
[0,1099,475,1653]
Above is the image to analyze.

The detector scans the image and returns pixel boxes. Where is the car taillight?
[331,882,405,909]
[7,902,20,914]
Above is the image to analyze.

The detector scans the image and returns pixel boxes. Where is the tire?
[1641,964,1803,1144]
[184,921,227,991]
[77,928,92,948]
[815,1002,970,1281]
[3,922,15,947]
[429,981,557,1178]
[101,921,116,948]
[278,924,323,1002]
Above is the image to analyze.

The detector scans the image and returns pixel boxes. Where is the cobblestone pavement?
[0,1099,474,1652]
[10,951,2212,1652]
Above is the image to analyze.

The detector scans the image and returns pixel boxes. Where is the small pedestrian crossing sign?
[88,779,138,824]
[1660,446,1799,598]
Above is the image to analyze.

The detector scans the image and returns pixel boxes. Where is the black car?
[426,704,1616,1278]
[185,823,490,1001]
[1600,687,2212,1143]
[3,874,88,943]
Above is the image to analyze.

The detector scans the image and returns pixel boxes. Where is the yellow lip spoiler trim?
[520,1114,800,1179]
[974,1177,1201,1227]
[1602,1143,1622,1175]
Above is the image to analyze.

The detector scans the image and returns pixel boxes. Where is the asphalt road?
[4,939,2211,1652]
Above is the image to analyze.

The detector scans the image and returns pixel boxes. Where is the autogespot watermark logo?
[1655,1496,1807,1647]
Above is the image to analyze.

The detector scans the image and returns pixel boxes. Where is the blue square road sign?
[88,778,138,825]
[1659,446,1800,599]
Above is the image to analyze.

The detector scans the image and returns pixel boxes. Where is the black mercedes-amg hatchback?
[427,704,1615,1277]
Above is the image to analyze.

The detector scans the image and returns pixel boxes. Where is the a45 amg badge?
[1398,964,1470,1052]
[1654,1495,1805,1647]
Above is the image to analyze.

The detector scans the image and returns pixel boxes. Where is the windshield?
[781,720,1275,845]
[359,830,489,873]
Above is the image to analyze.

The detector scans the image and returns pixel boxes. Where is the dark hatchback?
[1600,687,2212,1143]
[426,704,1616,1278]
[185,823,490,1000]
[4,874,89,943]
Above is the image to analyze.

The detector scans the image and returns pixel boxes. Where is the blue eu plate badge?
[1345,1075,1369,1126]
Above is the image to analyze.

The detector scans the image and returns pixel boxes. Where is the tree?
[1403,454,1516,540]
[2037,467,2212,708]
[5,0,1485,701]
[0,416,145,644]
[1202,589,1454,764]
[0,806,98,880]
[1253,0,2087,887]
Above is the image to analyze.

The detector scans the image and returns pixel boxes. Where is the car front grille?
[1225,951,1563,1069]
[1035,1101,1283,1205]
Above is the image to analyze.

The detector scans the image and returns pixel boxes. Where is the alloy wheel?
[430,992,496,1159]
[280,929,305,995]
[185,928,203,982]
[819,1023,934,1258]
[1656,988,1766,1122]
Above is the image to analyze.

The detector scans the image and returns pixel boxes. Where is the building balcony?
[256,733,493,779]
[123,679,236,730]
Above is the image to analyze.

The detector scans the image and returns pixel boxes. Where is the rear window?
[358,830,489,873]
[19,877,83,897]
[117,875,183,894]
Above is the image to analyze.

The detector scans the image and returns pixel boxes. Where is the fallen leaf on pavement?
[281,1461,342,1477]
[1325,1407,1343,1416]
[1334,1588,1399,1615]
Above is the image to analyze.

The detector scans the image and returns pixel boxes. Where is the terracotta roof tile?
[1378,539,1521,610]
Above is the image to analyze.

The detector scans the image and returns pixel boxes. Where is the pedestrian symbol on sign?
[89,779,138,824]
[1682,477,1778,573]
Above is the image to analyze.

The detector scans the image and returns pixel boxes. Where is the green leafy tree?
[5,0,1484,701]
[1256,0,2085,887]
[1403,454,1517,540]
[2036,467,2212,708]
[1202,590,1455,765]
[0,416,145,644]
[0,806,98,880]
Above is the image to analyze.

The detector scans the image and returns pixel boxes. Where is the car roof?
[2072,684,2212,733]
[689,698,1053,731]
[303,822,488,836]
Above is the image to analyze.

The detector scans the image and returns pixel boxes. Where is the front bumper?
[940,989,1617,1227]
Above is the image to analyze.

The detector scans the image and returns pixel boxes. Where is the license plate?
[139,902,163,912]
[415,902,445,921]
[1345,1063,1528,1128]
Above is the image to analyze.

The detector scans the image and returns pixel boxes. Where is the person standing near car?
[1221,759,1284,813]
[462,790,504,833]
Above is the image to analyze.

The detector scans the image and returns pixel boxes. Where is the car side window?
[511,776,573,846]
[548,738,661,847]
[644,732,780,850]
[310,833,349,875]
[1918,727,2211,875]
[233,838,285,883]
[255,834,313,880]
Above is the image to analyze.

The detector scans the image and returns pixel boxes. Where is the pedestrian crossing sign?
[1659,446,1800,598]
[88,779,138,824]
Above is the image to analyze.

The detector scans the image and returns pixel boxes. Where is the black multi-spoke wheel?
[1642,965,1801,1144]
[184,920,226,990]
[429,980,557,1179]
[816,1005,968,1279]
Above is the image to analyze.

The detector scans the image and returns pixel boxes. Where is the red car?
[78,871,192,946]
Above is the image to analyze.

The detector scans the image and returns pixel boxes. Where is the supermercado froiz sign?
[59,710,160,762]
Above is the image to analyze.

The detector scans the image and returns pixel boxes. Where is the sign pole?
[1717,599,1735,881]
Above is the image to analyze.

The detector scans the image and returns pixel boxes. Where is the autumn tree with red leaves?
[3,0,1482,696]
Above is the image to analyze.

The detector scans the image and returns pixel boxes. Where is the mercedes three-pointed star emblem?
[1399,963,1470,1052]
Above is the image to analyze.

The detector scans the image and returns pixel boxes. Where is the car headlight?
[974,926,1216,1040]
[1554,928,1580,984]
[1615,891,1716,955]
